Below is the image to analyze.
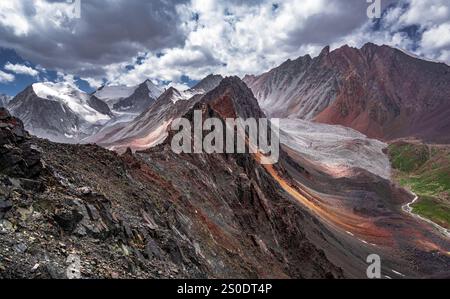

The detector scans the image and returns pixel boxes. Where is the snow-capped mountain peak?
[93,84,137,106]
[144,79,163,99]
[7,81,112,143]
[93,80,163,114]
[163,87,196,104]
[32,82,110,124]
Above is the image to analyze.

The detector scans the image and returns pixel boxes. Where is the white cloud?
[327,0,450,66]
[0,0,187,83]
[398,0,449,27]
[0,1,30,36]
[0,70,15,83]
[168,82,191,91]
[81,76,104,89]
[4,62,39,77]
[107,0,371,86]
[422,23,450,49]
[1,0,449,90]
[56,72,78,87]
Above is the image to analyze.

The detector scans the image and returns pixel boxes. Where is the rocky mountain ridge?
[244,43,450,143]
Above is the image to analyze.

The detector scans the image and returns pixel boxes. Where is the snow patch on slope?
[94,85,137,104]
[145,80,163,99]
[32,82,110,124]
[110,119,172,152]
[277,119,391,180]
[170,89,198,104]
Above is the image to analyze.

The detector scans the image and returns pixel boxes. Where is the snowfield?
[93,85,136,104]
[277,119,391,180]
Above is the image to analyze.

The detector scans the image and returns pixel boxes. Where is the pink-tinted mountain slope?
[244,43,450,143]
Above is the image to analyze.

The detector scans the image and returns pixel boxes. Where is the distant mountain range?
[6,79,163,143]
[93,79,162,113]
[2,70,449,278]
[86,74,223,152]
[6,43,450,145]
[244,43,450,143]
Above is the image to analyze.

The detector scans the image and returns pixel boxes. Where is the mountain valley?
[1,44,450,279]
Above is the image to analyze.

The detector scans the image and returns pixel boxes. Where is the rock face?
[0,94,11,107]
[7,83,112,143]
[190,74,224,93]
[0,108,42,179]
[112,80,162,113]
[201,76,265,120]
[87,95,113,116]
[244,51,335,120]
[244,43,450,143]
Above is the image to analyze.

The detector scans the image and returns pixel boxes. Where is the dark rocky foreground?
[0,107,343,279]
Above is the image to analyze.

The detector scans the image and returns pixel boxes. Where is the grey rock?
[53,209,84,233]
[0,200,12,219]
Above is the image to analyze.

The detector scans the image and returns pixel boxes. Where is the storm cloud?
[0,0,188,78]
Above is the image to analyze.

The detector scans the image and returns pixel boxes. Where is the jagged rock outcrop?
[0,108,41,178]
[201,76,265,119]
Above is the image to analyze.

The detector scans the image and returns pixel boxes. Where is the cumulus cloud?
[0,70,15,83]
[4,62,39,77]
[355,0,450,64]
[106,0,398,86]
[0,1,31,36]
[422,23,450,49]
[0,0,449,89]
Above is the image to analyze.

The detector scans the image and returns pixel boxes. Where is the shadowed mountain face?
[112,80,162,113]
[200,76,265,120]
[244,43,450,143]
[191,74,224,93]
[93,80,162,113]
